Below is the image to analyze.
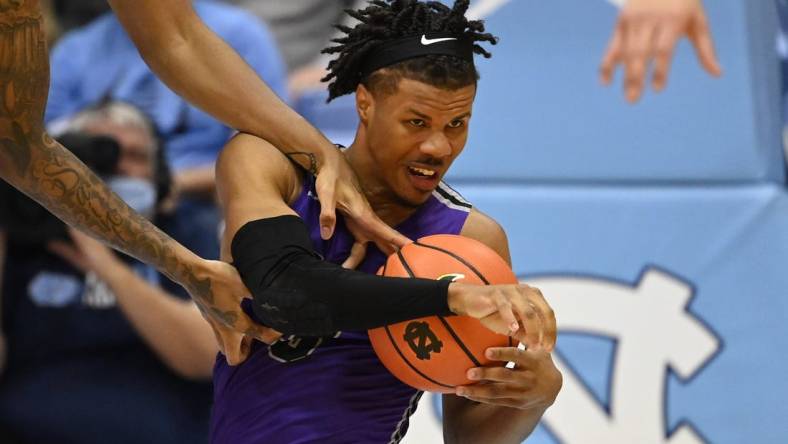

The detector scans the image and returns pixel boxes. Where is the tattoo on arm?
[0,1,24,13]
[0,2,226,315]
[285,151,318,176]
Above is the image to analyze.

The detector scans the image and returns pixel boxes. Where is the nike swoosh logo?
[420,35,457,45]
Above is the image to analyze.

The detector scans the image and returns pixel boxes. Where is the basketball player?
[0,0,718,365]
[214,2,561,442]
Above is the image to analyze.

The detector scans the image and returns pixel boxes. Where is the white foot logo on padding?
[531,268,720,443]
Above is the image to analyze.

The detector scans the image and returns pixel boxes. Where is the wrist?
[314,140,340,174]
[159,244,204,287]
[447,282,466,315]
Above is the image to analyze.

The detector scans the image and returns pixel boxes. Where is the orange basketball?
[368,234,516,393]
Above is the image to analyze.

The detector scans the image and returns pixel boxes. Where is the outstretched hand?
[600,0,721,103]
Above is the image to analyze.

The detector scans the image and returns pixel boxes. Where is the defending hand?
[600,0,721,103]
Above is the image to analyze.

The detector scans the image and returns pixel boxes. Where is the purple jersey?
[211,173,471,444]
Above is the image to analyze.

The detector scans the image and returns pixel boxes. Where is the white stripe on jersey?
[388,391,424,444]
[432,182,472,213]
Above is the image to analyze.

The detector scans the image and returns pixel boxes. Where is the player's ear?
[356,83,374,125]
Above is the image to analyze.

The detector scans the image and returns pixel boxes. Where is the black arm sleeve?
[231,215,452,337]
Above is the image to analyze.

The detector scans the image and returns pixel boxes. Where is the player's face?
[361,78,476,207]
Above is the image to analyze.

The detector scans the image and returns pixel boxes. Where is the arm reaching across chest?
[218,137,554,340]
[218,135,453,337]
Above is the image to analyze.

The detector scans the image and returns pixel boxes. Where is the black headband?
[358,32,475,79]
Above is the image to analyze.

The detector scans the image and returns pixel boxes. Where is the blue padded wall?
[446,0,784,184]
[460,184,788,443]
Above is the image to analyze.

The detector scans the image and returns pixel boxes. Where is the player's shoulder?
[219,132,283,166]
[460,208,511,265]
[217,133,302,201]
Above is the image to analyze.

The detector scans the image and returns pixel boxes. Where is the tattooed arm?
[0,0,276,365]
[107,0,409,251]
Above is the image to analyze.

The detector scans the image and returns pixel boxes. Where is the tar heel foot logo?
[404,321,443,360]
[529,268,720,444]
[437,273,465,282]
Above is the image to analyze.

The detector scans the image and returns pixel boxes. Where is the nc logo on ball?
[404,321,443,360]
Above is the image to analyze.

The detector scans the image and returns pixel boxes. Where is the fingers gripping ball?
[368,234,515,393]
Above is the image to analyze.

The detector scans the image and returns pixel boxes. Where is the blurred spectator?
[0,102,218,444]
[225,0,356,73]
[224,0,364,99]
[45,0,288,265]
[223,0,364,147]
[52,0,111,34]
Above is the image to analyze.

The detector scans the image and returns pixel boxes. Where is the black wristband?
[231,215,452,336]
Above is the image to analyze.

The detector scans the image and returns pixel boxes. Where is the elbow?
[135,32,187,73]
[251,288,335,337]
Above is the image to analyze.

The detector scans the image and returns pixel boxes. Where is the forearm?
[97,258,218,380]
[444,398,545,444]
[232,216,452,336]
[0,134,210,297]
[174,165,216,197]
[109,0,333,173]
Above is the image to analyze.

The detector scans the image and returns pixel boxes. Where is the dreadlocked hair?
[321,0,498,101]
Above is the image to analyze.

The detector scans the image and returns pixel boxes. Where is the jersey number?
[267,333,340,363]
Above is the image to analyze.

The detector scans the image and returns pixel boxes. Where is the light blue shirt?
[46,0,288,172]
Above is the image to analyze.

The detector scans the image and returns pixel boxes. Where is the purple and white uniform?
[211,173,472,444]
